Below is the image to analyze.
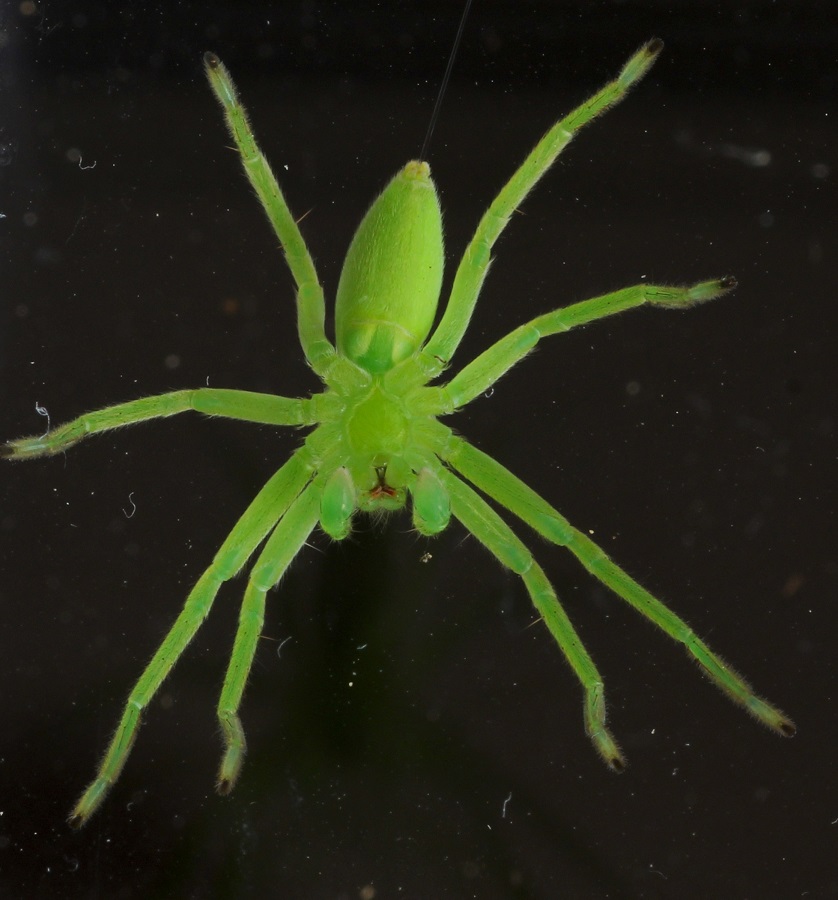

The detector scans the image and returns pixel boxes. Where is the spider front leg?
[3,389,315,460]
[438,466,625,769]
[68,450,315,828]
[446,438,796,739]
[215,478,321,793]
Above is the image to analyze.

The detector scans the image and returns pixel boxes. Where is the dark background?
[1,1,835,897]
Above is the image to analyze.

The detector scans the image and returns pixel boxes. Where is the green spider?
[5,41,794,828]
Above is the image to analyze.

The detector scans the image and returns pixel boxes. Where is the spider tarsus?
[719,275,738,291]
[67,812,86,831]
[608,755,627,773]
[753,703,796,738]
[646,37,664,56]
[1,440,43,460]
[216,778,234,796]
[777,717,797,738]
[203,51,220,69]
[592,729,627,773]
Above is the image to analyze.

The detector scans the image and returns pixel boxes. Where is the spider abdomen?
[335,161,444,375]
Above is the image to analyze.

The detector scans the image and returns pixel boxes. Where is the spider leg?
[68,450,316,828]
[445,437,796,738]
[3,389,316,460]
[215,477,321,793]
[204,53,335,372]
[441,277,736,410]
[422,39,662,371]
[438,465,625,771]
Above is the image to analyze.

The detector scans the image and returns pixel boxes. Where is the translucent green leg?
[446,438,796,738]
[203,53,335,372]
[215,479,321,793]
[68,450,316,828]
[3,389,315,460]
[423,38,663,370]
[443,277,737,409]
[439,466,625,769]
